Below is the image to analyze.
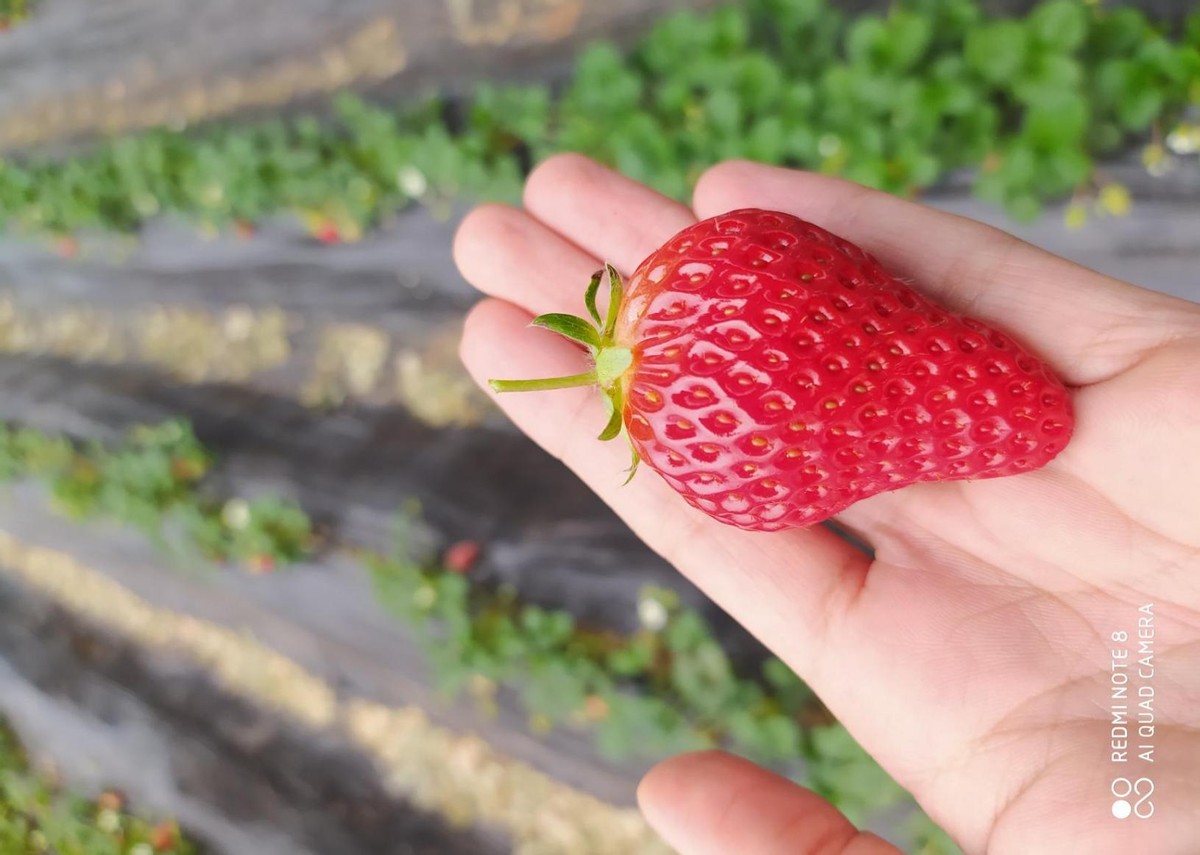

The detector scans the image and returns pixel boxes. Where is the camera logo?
[1111,777,1154,819]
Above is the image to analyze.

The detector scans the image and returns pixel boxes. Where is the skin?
[453,154,1200,854]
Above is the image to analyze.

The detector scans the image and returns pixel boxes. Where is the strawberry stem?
[488,264,642,477]
[489,371,598,393]
[593,346,632,386]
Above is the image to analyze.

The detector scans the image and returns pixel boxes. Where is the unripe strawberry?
[491,209,1073,531]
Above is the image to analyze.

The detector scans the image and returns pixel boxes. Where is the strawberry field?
[0,1,1196,854]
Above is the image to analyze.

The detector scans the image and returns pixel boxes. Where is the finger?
[693,161,1199,384]
[452,154,696,320]
[524,153,696,273]
[462,298,869,672]
[454,203,600,317]
[638,751,902,855]
[1054,341,1200,548]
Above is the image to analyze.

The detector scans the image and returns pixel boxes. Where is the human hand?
[453,154,1200,854]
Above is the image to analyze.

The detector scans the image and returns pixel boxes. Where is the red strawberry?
[55,235,79,259]
[150,820,179,851]
[443,539,482,573]
[490,209,1073,531]
[313,220,341,244]
[245,553,276,574]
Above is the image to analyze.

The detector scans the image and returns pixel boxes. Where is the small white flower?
[133,192,160,217]
[1166,124,1200,156]
[131,844,154,855]
[221,498,251,530]
[397,166,428,198]
[817,133,842,159]
[1142,142,1175,177]
[97,808,121,833]
[202,183,226,206]
[1146,155,1175,178]
[637,596,668,632]
[412,584,437,610]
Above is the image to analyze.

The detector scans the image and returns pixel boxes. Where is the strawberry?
[54,235,79,259]
[313,220,341,244]
[245,553,277,574]
[443,539,482,573]
[490,209,1073,531]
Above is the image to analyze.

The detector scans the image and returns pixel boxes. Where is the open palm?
[454,155,1200,855]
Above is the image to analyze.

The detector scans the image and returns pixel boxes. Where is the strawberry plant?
[0,718,199,854]
[0,0,30,30]
[368,516,959,851]
[0,418,962,849]
[0,0,1195,237]
[0,420,313,570]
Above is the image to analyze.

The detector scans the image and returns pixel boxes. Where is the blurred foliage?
[0,420,313,570]
[368,517,959,852]
[370,538,810,763]
[0,417,960,850]
[0,718,199,854]
[0,0,1196,240]
[0,0,30,28]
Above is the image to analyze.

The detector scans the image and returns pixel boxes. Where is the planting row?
[0,0,1196,240]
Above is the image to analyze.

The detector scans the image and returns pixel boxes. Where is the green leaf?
[842,160,887,190]
[1023,93,1089,149]
[732,53,785,114]
[972,169,1008,206]
[1117,86,1165,130]
[710,5,750,53]
[1014,54,1083,106]
[1046,150,1091,196]
[583,268,604,326]
[845,16,887,67]
[1086,121,1123,155]
[886,11,933,72]
[704,88,743,135]
[1090,58,1131,109]
[965,21,1029,85]
[1029,0,1088,52]
[531,313,601,348]
[998,141,1037,186]
[778,80,816,122]
[1005,193,1043,222]
[745,116,787,163]
[664,610,710,653]
[1087,7,1148,57]
[597,394,623,441]
[602,262,623,338]
[1135,37,1188,83]
[758,713,803,757]
[907,810,962,855]
[606,641,654,676]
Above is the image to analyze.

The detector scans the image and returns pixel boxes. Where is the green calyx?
[489,264,640,479]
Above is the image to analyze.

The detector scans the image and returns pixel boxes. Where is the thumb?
[638,751,902,855]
